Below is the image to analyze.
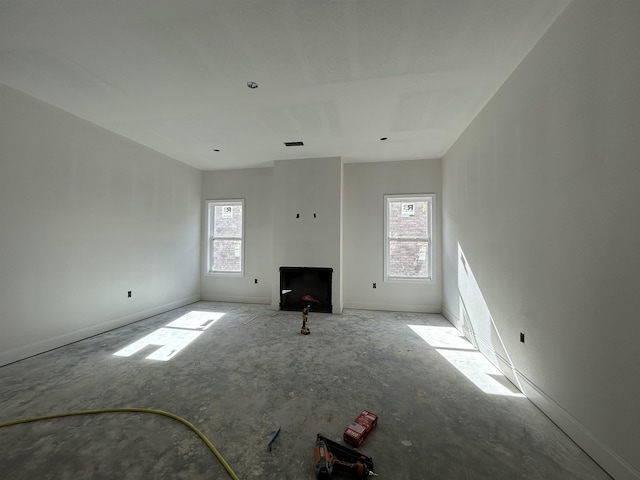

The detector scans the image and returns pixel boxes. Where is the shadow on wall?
[457,243,523,393]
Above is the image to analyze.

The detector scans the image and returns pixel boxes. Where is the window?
[384,194,433,282]
[206,199,244,275]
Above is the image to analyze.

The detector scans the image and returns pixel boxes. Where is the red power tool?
[314,434,378,479]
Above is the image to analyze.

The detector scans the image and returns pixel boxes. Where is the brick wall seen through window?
[385,195,433,281]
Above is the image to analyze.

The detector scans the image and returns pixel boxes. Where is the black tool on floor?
[314,433,378,479]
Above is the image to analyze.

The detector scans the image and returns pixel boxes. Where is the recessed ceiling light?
[247,81,258,89]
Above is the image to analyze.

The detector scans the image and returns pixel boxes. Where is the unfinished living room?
[1,1,638,479]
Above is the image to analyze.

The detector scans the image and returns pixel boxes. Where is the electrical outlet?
[520,332,525,343]
[127,291,132,298]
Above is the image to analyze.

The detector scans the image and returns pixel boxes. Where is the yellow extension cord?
[0,407,240,480]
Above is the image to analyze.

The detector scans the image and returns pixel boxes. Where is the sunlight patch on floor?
[408,324,524,397]
[408,325,474,351]
[113,310,225,361]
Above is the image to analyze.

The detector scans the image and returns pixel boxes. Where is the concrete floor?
[0,302,612,479]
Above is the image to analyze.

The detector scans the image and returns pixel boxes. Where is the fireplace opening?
[280,267,333,313]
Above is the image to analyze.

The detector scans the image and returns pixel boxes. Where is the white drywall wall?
[272,157,343,312]
[441,1,640,478]
[202,158,445,314]
[343,159,442,312]
[0,84,202,366]
[201,167,274,304]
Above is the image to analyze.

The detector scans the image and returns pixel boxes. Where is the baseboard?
[200,293,271,305]
[0,295,200,367]
[343,301,442,313]
[461,334,638,480]
[472,335,510,369]
[516,372,639,480]
[441,304,457,321]
[441,304,459,326]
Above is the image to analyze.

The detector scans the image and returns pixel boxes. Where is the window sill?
[205,271,244,277]
[384,276,434,284]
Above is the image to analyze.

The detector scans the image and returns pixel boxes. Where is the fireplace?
[279,267,333,313]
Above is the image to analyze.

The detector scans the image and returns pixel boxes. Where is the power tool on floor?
[301,305,311,335]
[314,434,378,479]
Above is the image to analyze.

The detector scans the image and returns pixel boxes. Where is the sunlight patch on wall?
[408,324,524,397]
[113,310,225,361]
[457,243,524,393]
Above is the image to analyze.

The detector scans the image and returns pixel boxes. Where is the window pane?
[388,240,429,278]
[211,239,242,272]
[213,204,243,237]
[388,200,428,239]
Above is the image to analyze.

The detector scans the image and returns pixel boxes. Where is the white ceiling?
[0,0,570,171]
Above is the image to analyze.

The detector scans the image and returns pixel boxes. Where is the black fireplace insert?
[279,267,333,313]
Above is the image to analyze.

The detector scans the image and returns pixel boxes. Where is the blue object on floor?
[268,427,281,451]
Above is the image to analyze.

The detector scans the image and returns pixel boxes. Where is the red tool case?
[343,410,378,448]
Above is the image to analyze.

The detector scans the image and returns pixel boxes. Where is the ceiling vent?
[284,141,304,147]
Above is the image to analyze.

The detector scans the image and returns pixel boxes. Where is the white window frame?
[205,199,245,276]
[384,194,434,283]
